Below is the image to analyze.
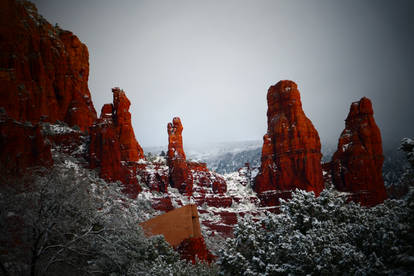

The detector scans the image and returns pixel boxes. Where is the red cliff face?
[0,110,53,177]
[254,80,324,206]
[167,117,193,195]
[331,97,386,206]
[0,0,97,132]
[89,88,144,197]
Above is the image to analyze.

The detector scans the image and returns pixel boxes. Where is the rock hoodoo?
[167,117,193,195]
[254,80,324,206]
[330,97,387,206]
[0,0,97,131]
[89,88,144,197]
[111,88,144,162]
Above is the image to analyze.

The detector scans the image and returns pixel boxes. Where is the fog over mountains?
[144,140,407,181]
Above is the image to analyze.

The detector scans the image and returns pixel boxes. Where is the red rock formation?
[0,110,52,176]
[187,161,209,172]
[0,0,97,131]
[151,196,174,212]
[175,237,215,264]
[89,88,144,197]
[254,80,324,205]
[331,97,386,206]
[188,161,227,194]
[137,162,170,193]
[112,89,144,162]
[167,117,193,195]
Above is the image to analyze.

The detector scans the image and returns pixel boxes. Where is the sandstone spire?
[167,117,193,195]
[254,80,324,205]
[331,97,387,206]
[89,88,144,197]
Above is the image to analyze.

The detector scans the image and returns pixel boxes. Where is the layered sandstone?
[254,80,324,206]
[0,0,97,131]
[331,97,386,206]
[167,117,193,195]
[89,88,144,197]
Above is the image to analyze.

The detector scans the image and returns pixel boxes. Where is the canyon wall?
[0,0,96,131]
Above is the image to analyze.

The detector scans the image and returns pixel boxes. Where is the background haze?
[33,0,414,149]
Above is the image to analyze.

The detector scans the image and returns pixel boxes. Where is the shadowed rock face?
[89,88,144,197]
[0,111,53,177]
[0,0,96,131]
[331,97,387,206]
[167,117,193,195]
[175,237,216,264]
[254,80,324,205]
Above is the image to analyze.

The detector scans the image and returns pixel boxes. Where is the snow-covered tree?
[387,138,414,199]
[0,160,217,275]
[218,188,414,275]
[399,138,414,188]
[0,166,103,275]
[400,138,414,168]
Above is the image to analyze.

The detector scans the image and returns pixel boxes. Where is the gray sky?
[33,0,414,148]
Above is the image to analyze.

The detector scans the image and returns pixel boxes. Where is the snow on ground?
[42,122,80,135]
[48,130,266,244]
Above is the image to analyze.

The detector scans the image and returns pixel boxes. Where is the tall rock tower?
[331,97,386,206]
[167,117,193,195]
[254,80,324,206]
[89,88,144,197]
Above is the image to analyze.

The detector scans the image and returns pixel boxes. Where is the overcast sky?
[33,0,414,148]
